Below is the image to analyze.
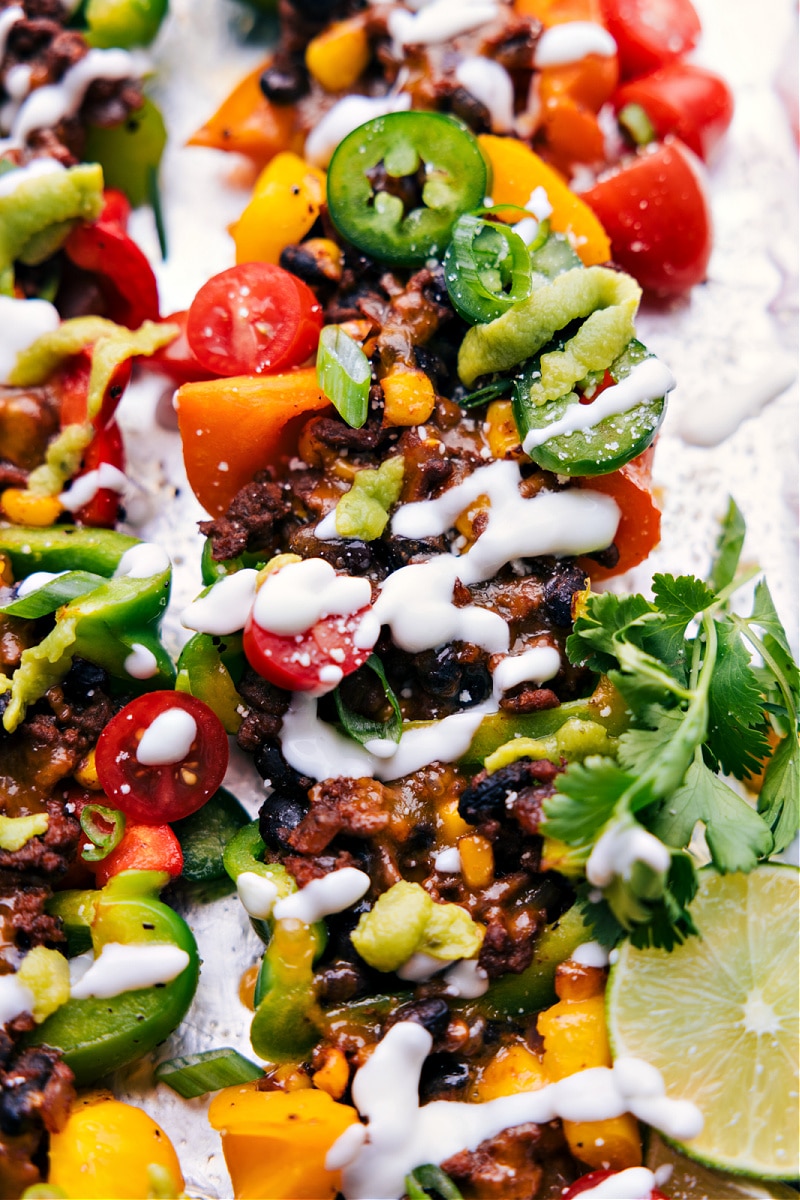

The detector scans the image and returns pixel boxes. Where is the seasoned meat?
[0,797,80,883]
[199,474,291,561]
[284,777,389,856]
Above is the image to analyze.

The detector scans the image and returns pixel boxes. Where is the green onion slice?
[317,324,371,429]
[79,804,126,863]
[334,653,403,748]
[444,212,532,325]
[618,102,656,147]
[0,570,106,618]
[155,1047,263,1099]
[405,1165,464,1200]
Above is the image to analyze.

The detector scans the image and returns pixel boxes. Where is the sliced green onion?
[317,324,371,429]
[79,804,126,863]
[617,102,656,147]
[335,653,403,748]
[405,1165,464,1200]
[444,212,532,325]
[0,570,106,618]
[155,1047,263,1099]
[148,165,168,261]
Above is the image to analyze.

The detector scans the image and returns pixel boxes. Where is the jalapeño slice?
[513,338,670,476]
[327,112,488,267]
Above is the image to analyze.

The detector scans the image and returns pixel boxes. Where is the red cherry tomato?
[185,262,323,377]
[564,1170,668,1199]
[95,692,229,824]
[615,62,734,161]
[578,138,712,295]
[142,310,221,384]
[598,0,701,80]
[94,822,183,888]
[244,606,373,693]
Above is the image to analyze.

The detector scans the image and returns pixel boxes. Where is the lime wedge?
[645,1133,800,1199]
[607,865,799,1180]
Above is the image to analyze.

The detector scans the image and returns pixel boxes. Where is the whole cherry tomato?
[615,62,734,161]
[186,262,323,377]
[578,138,712,295]
[598,0,701,80]
[95,692,229,824]
[244,606,374,693]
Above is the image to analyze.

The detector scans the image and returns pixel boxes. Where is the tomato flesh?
[564,1169,668,1199]
[615,63,734,161]
[244,607,373,693]
[95,692,229,824]
[186,262,323,377]
[599,0,701,80]
[579,138,712,295]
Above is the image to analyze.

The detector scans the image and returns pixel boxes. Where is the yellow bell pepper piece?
[74,747,103,790]
[436,796,473,843]
[48,1098,184,1200]
[478,134,611,266]
[208,1085,360,1200]
[232,152,326,266]
[313,1047,350,1099]
[306,18,371,94]
[472,1043,548,1101]
[458,834,495,889]
[538,991,642,1171]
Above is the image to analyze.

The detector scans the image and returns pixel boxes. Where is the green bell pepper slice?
[200,538,267,586]
[327,112,487,268]
[173,787,250,883]
[27,872,199,1087]
[0,526,174,732]
[84,0,168,48]
[84,98,167,208]
[176,631,245,734]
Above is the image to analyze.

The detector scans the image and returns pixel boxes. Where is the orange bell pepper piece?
[515,0,604,22]
[577,447,661,580]
[478,134,611,265]
[208,1085,359,1200]
[175,368,332,516]
[188,60,302,166]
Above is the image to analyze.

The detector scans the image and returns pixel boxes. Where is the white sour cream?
[454,57,515,132]
[252,558,371,637]
[396,952,452,982]
[534,21,617,68]
[491,644,561,701]
[576,1166,659,1199]
[70,942,190,999]
[388,0,499,48]
[521,357,675,454]
[272,867,371,924]
[12,48,138,144]
[305,93,412,168]
[16,569,67,598]
[587,821,671,888]
[331,1022,703,1200]
[237,871,279,920]
[444,958,489,998]
[123,642,159,680]
[0,295,60,383]
[58,463,128,511]
[0,974,34,1025]
[114,542,171,579]
[570,940,610,968]
[181,568,259,636]
[136,708,198,766]
[0,7,23,69]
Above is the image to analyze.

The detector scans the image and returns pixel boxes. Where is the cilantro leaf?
[648,573,715,675]
[650,756,773,872]
[708,497,745,593]
[758,734,800,853]
[705,618,770,777]
[748,579,793,657]
[578,851,698,952]
[617,706,684,778]
[542,757,634,848]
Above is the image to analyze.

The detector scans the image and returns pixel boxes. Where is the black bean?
[542,562,588,628]
[61,658,108,708]
[419,1053,470,1102]
[390,997,451,1040]
[259,58,307,105]
[258,793,309,853]
[253,740,312,797]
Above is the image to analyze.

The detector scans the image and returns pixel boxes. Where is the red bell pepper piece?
[71,419,126,528]
[614,62,734,162]
[140,310,221,384]
[578,447,661,580]
[94,822,183,887]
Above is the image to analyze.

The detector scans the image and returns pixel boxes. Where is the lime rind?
[606,864,799,1180]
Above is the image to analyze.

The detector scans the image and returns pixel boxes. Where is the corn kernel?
[484,399,521,459]
[554,960,605,1002]
[454,494,490,546]
[381,367,436,427]
[458,834,495,889]
[302,238,344,283]
[1,488,62,526]
[74,749,103,791]
[306,18,371,94]
[312,1048,350,1099]
[436,797,473,843]
[274,1064,313,1091]
[239,963,260,1011]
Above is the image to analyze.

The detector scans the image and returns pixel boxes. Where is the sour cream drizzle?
[0,974,33,1025]
[181,569,258,636]
[576,1167,660,1199]
[70,942,190,1000]
[123,642,159,680]
[252,558,371,636]
[0,295,60,383]
[521,358,675,454]
[454,57,515,132]
[136,708,197,766]
[330,1022,703,1200]
[586,822,671,888]
[533,21,617,68]
[11,47,138,144]
[388,0,499,48]
[305,93,412,168]
[491,644,561,701]
[0,7,23,64]
[114,542,171,579]
[272,867,371,924]
[58,463,128,511]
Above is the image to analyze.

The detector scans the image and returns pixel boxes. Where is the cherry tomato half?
[614,62,734,162]
[599,0,701,80]
[186,262,323,377]
[578,138,712,296]
[143,310,221,384]
[244,607,373,693]
[95,692,229,824]
[564,1169,667,1199]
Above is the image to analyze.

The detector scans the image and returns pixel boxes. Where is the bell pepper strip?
[613,62,734,163]
[69,418,125,528]
[175,367,331,516]
[176,631,246,734]
[26,871,199,1088]
[480,903,587,1018]
[188,59,302,165]
[250,918,326,1062]
[232,152,326,265]
[93,823,183,886]
[208,1085,359,1200]
[577,446,661,579]
[0,162,103,295]
[63,205,161,329]
[172,787,250,884]
[327,112,488,268]
[458,265,641,388]
[478,136,611,267]
[0,528,174,732]
[200,538,267,585]
[84,98,168,207]
[0,524,138,577]
[535,56,619,171]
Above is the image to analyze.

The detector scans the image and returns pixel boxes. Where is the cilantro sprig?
[542,499,799,950]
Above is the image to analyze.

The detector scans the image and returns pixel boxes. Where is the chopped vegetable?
[316,324,371,429]
[156,1048,263,1098]
[444,212,533,324]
